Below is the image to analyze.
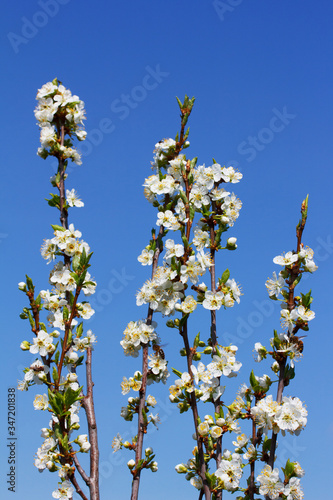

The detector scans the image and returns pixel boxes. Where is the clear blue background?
[1,1,332,499]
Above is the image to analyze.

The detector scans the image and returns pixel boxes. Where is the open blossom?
[52,480,74,500]
[34,394,49,410]
[30,331,55,357]
[66,188,84,207]
[156,210,180,230]
[266,271,285,297]
[215,456,243,491]
[220,165,243,183]
[273,251,298,266]
[176,295,197,313]
[284,477,304,499]
[138,248,154,266]
[164,239,184,259]
[274,396,307,435]
[192,228,210,250]
[203,291,224,310]
[257,465,284,499]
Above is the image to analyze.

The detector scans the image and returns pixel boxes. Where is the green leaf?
[172,368,183,378]
[72,255,80,271]
[193,333,200,348]
[300,289,312,308]
[39,322,47,332]
[52,367,59,383]
[64,387,83,410]
[25,275,34,291]
[51,224,65,232]
[221,268,230,284]
[181,234,189,249]
[76,323,83,338]
[249,370,260,391]
[63,306,69,321]
[142,408,148,425]
[27,310,35,329]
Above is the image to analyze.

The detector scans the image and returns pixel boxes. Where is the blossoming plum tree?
[20,83,317,500]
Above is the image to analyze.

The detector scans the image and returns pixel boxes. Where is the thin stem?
[81,347,100,500]
[131,226,164,500]
[209,218,222,500]
[73,454,90,485]
[69,474,89,500]
[181,318,211,500]
[267,199,308,478]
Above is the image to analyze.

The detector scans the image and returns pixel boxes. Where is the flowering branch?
[18,79,99,500]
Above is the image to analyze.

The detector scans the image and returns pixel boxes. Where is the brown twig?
[131,225,164,500]
[81,347,100,500]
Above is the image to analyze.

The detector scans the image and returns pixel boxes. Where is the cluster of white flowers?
[170,348,241,406]
[136,266,185,316]
[202,278,241,310]
[267,246,317,296]
[121,373,143,395]
[215,450,243,491]
[35,79,86,164]
[251,395,307,436]
[120,320,158,357]
[257,465,304,499]
[280,305,315,333]
[41,223,91,264]
[148,351,169,383]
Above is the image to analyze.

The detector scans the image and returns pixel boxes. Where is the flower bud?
[20,341,30,350]
[175,463,187,473]
[50,330,60,338]
[197,422,210,436]
[127,459,136,469]
[216,418,225,427]
[150,461,158,472]
[271,361,280,373]
[226,237,237,249]
[123,441,131,448]
[145,447,153,456]
[66,351,79,363]
[18,282,27,291]
[67,373,78,383]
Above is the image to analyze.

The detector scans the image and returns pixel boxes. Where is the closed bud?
[150,461,158,472]
[216,418,225,427]
[18,282,27,291]
[20,341,30,350]
[175,463,188,473]
[227,237,237,248]
[127,459,136,469]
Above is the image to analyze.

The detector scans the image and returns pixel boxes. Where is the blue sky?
[1,1,333,499]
